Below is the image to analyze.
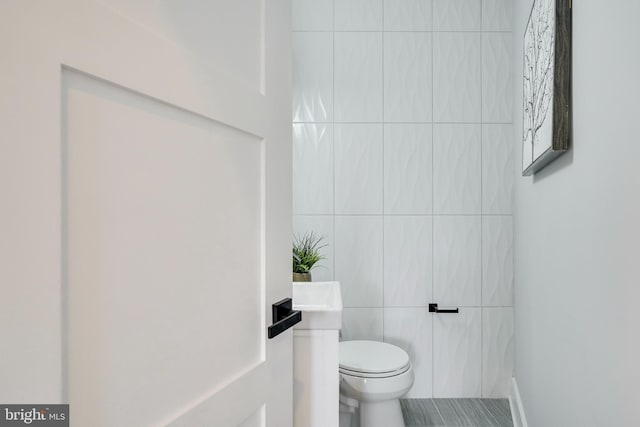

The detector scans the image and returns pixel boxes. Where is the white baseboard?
[508,378,528,427]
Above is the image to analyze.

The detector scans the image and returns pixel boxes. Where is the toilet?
[338,340,414,427]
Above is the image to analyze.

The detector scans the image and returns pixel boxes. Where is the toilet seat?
[339,364,410,378]
[339,340,410,378]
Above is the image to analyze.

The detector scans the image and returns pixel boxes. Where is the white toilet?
[338,340,414,427]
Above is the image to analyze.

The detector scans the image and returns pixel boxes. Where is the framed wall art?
[522,0,572,175]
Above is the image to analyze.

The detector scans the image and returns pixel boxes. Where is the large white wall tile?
[292,0,334,31]
[384,308,433,398]
[482,216,513,307]
[483,124,514,214]
[482,0,512,31]
[482,33,512,123]
[433,0,481,31]
[433,308,482,397]
[433,216,481,306]
[335,216,383,307]
[383,0,432,31]
[341,308,384,341]
[293,215,335,282]
[433,33,481,123]
[384,32,432,123]
[335,124,383,214]
[482,308,514,397]
[334,32,383,122]
[292,32,333,122]
[293,124,333,214]
[384,216,432,307]
[384,124,432,214]
[433,125,481,214]
[335,0,383,30]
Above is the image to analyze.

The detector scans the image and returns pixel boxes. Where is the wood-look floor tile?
[433,398,500,426]
[400,398,513,427]
[480,399,513,427]
[401,399,445,426]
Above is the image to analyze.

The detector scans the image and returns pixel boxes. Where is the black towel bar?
[428,303,459,314]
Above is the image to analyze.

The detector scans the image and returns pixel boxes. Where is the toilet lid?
[339,340,410,374]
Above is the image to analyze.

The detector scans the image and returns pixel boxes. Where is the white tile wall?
[335,0,383,31]
[293,124,334,215]
[433,216,482,307]
[292,32,333,123]
[482,308,514,397]
[433,124,481,214]
[433,0,481,31]
[341,307,384,341]
[384,308,433,398]
[482,33,513,123]
[384,32,432,122]
[482,216,513,306]
[482,124,514,214]
[334,32,383,122]
[482,0,512,31]
[335,124,383,214]
[335,215,383,307]
[434,308,482,397]
[383,124,432,214]
[383,0,432,31]
[292,0,333,31]
[433,32,482,123]
[384,216,432,307]
[292,2,513,398]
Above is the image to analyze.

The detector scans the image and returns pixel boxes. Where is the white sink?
[292,281,342,330]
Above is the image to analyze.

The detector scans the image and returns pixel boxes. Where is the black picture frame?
[522,0,572,176]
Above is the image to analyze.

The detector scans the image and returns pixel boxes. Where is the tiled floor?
[401,398,514,427]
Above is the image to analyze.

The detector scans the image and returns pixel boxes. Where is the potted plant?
[292,231,326,282]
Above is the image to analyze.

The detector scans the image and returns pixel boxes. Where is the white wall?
[292,0,514,398]
[512,0,640,425]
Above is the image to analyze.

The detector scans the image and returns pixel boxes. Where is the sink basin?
[292,281,342,330]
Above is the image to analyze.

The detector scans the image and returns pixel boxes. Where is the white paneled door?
[0,1,292,426]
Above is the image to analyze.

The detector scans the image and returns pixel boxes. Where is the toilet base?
[360,398,405,427]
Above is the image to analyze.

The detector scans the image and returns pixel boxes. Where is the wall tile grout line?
[381,0,385,344]
[480,0,484,399]
[431,0,435,400]
[331,0,335,283]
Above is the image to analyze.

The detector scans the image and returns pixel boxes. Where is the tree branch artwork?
[523,0,555,158]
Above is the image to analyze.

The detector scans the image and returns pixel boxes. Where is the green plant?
[292,231,326,273]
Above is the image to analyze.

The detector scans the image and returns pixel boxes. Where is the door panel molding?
[62,68,267,425]
[166,362,268,426]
